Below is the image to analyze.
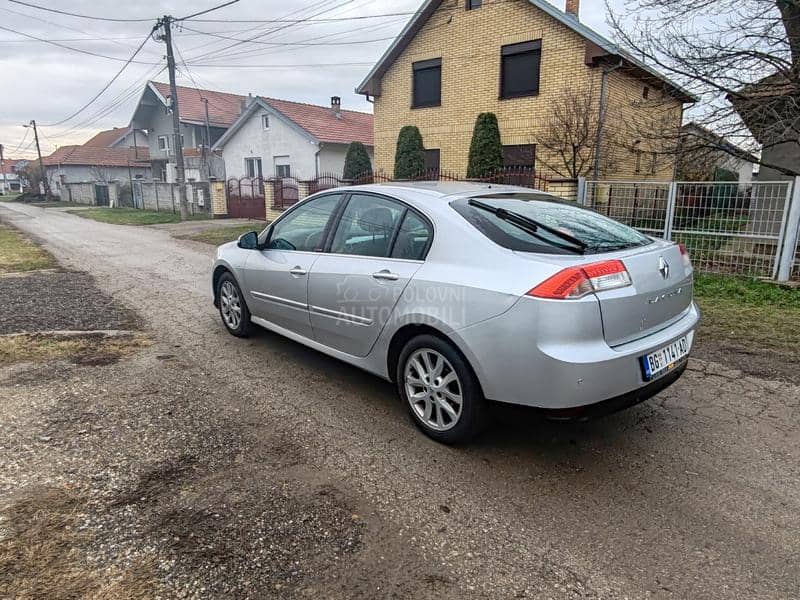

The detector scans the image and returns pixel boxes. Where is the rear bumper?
[452,297,700,409]
[541,361,688,420]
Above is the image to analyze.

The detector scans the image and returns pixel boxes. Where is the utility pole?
[159,16,189,220]
[202,97,211,178]
[0,144,7,195]
[29,120,50,197]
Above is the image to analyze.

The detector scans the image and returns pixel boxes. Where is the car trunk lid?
[594,242,692,347]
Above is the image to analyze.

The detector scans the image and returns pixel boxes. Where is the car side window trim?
[322,191,434,260]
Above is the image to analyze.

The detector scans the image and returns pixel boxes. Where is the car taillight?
[527,259,632,299]
[678,243,692,268]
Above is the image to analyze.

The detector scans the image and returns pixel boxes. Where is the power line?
[0,24,161,64]
[175,0,241,22]
[179,25,395,48]
[6,0,156,23]
[188,11,416,23]
[42,25,159,127]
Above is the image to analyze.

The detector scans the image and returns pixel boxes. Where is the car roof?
[344,181,548,201]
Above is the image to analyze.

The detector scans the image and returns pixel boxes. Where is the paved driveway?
[2,201,798,598]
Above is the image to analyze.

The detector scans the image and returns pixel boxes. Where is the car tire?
[396,334,486,444]
[217,272,252,337]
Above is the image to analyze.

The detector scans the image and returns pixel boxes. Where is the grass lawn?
[184,223,265,246]
[694,274,800,353]
[0,224,56,273]
[67,208,211,226]
[0,193,21,202]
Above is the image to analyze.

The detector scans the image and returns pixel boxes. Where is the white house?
[679,123,759,184]
[213,95,373,181]
[0,159,24,194]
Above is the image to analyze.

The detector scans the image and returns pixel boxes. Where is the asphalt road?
[3,202,799,599]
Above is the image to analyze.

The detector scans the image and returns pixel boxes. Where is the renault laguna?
[212,182,699,443]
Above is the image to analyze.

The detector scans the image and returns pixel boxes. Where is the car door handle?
[372,270,399,281]
[289,266,307,276]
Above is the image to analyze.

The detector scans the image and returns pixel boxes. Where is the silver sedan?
[212,182,699,443]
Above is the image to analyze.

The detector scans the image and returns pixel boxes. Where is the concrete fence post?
[777,177,800,282]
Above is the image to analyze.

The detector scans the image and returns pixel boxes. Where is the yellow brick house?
[356,0,696,181]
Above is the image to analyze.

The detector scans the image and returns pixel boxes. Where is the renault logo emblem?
[658,256,670,280]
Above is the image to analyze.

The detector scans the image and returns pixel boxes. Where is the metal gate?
[584,179,795,279]
[226,177,265,219]
[94,184,109,206]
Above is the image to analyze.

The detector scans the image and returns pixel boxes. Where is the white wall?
[221,105,321,180]
[47,165,151,197]
[318,143,375,176]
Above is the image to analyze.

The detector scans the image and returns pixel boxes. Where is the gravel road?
[1,202,798,599]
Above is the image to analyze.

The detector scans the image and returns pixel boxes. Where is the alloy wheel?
[404,348,463,431]
[220,280,242,330]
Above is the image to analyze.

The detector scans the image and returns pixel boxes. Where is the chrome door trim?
[309,304,373,326]
[250,290,308,310]
[372,270,400,281]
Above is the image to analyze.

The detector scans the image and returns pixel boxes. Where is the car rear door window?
[391,211,432,260]
[267,194,342,252]
[330,194,405,257]
[451,194,651,254]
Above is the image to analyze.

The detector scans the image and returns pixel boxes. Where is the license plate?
[641,336,689,381]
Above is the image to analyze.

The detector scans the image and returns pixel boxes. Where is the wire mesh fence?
[585,180,795,279]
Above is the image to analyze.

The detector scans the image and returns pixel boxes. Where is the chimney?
[330,96,342,119]
[565,0,579,19]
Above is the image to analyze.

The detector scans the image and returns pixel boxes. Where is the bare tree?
[606,0,800,176]
[536,85,620,178]
[90,166,112,183]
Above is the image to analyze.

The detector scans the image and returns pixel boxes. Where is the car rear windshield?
[450,193,652,254]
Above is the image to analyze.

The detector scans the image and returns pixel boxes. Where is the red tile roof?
[151,81,245,128]
[83,127,131,147]
[262,97,373,146]
[0,159,23,174]
[149,82,373,146]
[43,146,150,168]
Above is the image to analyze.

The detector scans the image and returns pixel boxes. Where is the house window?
[262,114,270,129]
[157,136,169,152]
[649,152,657,175]
[635,150,643,173]
[643,86,650,99]
[500,40,542,99]
[276,164,291,178]
[412,58,442,108]
[244,157,263,178]
[466,0,482,9]
[502,144,536,168]
[424,149,440,172]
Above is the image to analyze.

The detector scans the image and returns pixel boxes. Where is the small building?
[213,95,373,180]
[357,0,695,180]
[678,123,759,184]
[43,146,151,197]
[0,158,24,194]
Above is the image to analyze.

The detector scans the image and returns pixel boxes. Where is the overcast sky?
[0,0,619,159]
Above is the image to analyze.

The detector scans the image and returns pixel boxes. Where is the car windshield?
[451,193,652,254]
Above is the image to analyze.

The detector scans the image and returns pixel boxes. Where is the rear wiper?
[468,199,587,254]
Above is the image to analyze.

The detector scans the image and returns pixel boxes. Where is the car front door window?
[268,194,342,252]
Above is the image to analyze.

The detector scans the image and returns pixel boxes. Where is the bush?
[394,125,425,179]
[342,141,372,179]
[466,113,503,178]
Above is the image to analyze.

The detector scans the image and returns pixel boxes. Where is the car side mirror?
[237,231,259,250]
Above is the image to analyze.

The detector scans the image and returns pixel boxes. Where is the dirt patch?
[693,336,800,384]
[0,271,140,334]
[0,486,159,599]
[0,332,149,366]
